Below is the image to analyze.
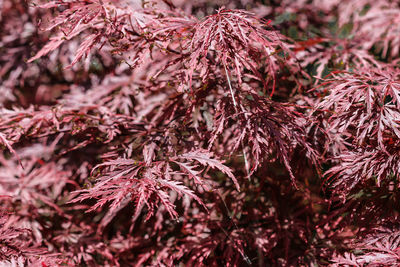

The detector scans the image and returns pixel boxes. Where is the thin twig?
[224,64,251,179]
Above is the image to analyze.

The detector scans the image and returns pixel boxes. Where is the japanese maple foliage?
[2,0,400,266]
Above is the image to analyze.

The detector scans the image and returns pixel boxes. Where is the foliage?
[1,0,400,266]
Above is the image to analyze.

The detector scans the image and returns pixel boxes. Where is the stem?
[224,64,250,179]
[224,64,238,109]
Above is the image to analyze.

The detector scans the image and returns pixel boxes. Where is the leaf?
[143,143,157,165]
[66,33,101,68]
[173,161,203,185]
[179,150,239,191]
[0,133,18,159]
[27,35,65,63]
[157,179,205,209]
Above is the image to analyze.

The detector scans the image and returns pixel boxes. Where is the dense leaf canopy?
[1,0,400,266]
